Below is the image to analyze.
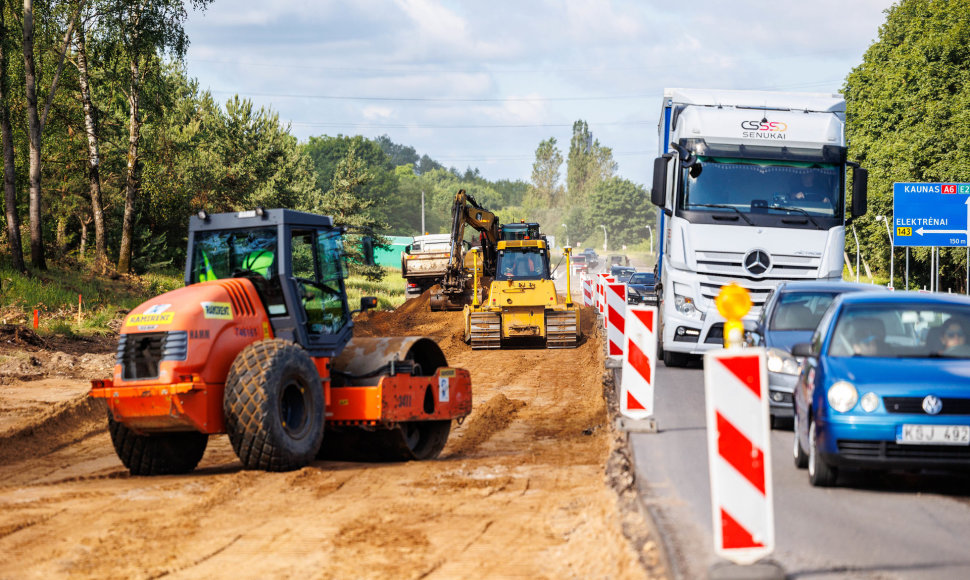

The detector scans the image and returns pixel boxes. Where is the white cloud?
[184,0,898,184]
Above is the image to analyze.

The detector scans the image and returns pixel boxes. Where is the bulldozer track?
[545,310,579,349]
[469,311,501,349]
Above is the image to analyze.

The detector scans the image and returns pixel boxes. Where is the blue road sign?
[893,183,970,247]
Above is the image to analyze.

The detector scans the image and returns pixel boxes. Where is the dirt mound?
[0,393,107,466]
[0,324,47,348]
[354,290,467,359]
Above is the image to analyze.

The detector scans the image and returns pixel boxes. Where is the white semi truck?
[651,88,868,366]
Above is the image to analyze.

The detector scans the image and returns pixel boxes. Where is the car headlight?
[674,293,697,316]
[860,392,879,413]
[827,381,858,413]
[766,348,800,375]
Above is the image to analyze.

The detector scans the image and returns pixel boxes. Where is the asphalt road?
[628,362,970,580]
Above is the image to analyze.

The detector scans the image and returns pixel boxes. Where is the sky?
[182,0,898,187]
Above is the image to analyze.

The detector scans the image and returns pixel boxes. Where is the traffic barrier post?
[620,305,657,422]
[704,348,773,566]
[606,282,626,358]
[703,284,779,575]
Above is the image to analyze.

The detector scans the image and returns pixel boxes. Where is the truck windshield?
[679,158,841,218]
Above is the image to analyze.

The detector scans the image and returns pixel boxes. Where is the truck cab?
[652,88,867,366]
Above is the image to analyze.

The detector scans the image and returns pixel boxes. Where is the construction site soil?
[0,293,665,579]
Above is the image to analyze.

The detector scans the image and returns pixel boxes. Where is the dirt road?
[0,297,664,579]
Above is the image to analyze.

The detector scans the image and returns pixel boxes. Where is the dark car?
[626,271,658,305]
[582,248,600,271]
[748,281,884,428]
[792,292,970,487]
[610,265,636,281]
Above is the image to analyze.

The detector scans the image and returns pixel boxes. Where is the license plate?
[898,424,970,445]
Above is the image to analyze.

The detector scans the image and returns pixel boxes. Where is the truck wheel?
[663,349,689,367]
[108,416,208,476]
[224,339,324,472]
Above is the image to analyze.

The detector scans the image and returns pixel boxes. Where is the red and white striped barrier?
[582,275,594,307]
[703,348,773,565]
[598,275,614,325]
[621,306,656,419]
[606,282,626,357]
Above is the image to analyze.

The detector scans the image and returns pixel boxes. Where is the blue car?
[792,292,970,487]
[749,281,884,428]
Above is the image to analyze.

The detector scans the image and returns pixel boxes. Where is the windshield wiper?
[769,204,824,230]
[690,204,754,226]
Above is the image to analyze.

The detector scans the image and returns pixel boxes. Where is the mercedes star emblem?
[743,249,771,277]
[922,395,943,415]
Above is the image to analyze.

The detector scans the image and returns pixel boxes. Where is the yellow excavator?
[463,227,580,350]
[429,189,500,311]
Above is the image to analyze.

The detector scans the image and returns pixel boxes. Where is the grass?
[0,262,406,337]
[0,264,184,336]
[346,267,407,310]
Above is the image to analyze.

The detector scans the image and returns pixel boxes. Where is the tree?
[304,143,388,280]
[0,0,23,272]
[73,9,108,271]
[21,0,80,269]
[113,0,211,273]
[844,0,970,289]
[587,177,654,250]
[530,137,563,208]
[566,120,616,207]
[375,134,418,167]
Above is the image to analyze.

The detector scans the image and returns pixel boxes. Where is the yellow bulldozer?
[463,237,580,350]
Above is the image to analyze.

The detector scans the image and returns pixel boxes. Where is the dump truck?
[401,233,456,297]
[90,208,472,474]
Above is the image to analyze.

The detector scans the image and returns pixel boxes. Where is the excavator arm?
[430,189,499,311]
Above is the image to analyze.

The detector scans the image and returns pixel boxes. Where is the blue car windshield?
[829,304,970,358]
[769,291,839,331]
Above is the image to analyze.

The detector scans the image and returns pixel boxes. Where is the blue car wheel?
[808,419,838,487]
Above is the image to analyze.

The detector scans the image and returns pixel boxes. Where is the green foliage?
[586,177,655,250]
[530,137,565,208]
[844,0,970,290]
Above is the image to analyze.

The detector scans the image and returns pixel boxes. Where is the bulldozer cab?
[185,209,354,357]
[495,241,550,281]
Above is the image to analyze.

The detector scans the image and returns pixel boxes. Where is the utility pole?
[421,190,425,234]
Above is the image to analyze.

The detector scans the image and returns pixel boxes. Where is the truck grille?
[695,250,821,309]
[117,331,188,381]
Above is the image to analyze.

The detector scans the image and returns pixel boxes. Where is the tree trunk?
[22,0,44,270]
[0,0,24,272]
[56,216,66,252]
[75,25,107,272]
[79,216,88,259]
[118,55,141,273]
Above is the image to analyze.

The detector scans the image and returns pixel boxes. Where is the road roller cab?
[91,209,472,475]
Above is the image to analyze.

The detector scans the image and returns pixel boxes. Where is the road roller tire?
[108,415,208,476]
[224,339,324,472]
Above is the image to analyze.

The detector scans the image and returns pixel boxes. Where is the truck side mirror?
[360,296,378,311]
[851,166,868,218]
[652,155,669,208]
[361,235,376,266]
